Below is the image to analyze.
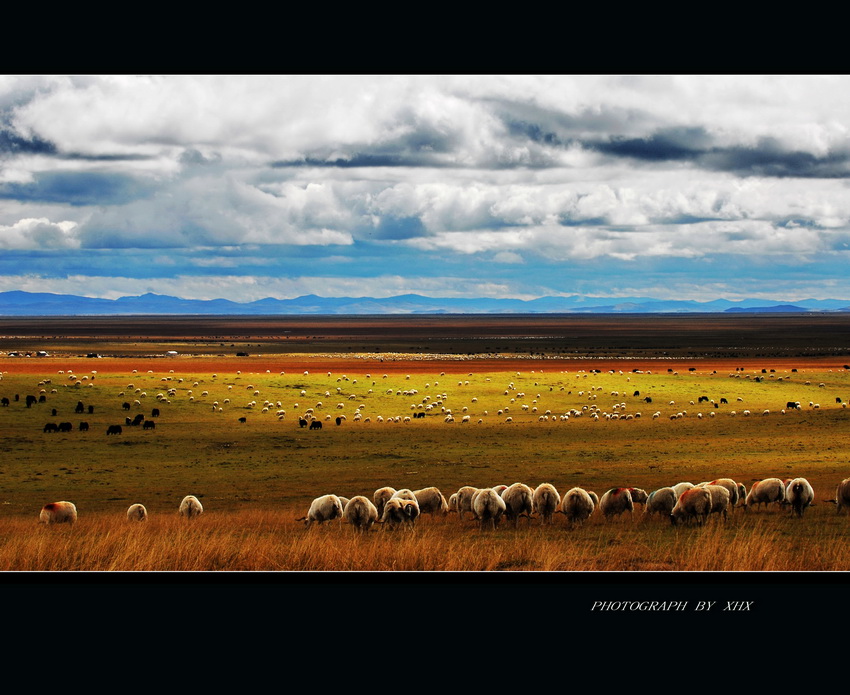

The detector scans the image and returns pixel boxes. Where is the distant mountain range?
[0,290,848,316]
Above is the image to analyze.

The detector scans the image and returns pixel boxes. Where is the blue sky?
[1,74,849,303]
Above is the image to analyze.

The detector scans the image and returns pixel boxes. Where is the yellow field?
[1,353,849,572]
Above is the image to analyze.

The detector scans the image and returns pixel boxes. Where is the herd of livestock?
[37,476,850,529]
[293,476,850,532]
[9,364,849,532]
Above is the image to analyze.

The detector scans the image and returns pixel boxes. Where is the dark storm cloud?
[0,126,56,155]
[0,171,156,206]
[587,131,850,177]
[700,140,850,178]
[591,127,711,161]
[60,152,153,162]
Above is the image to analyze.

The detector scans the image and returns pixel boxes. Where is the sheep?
[299,494,344,528]
[828,477,850,516]
[451,486,480,521]
[672,482,695,497]
[628,487,648,505]
[179,495,204,520]
[744,478,786,511]
[532,483,561,525]
[390,488,418,503]
[501,482,534,526]
[413,487,449,516]
[127,503,148,522]
[784,477,814,517]
[343,496,379,532]
[598,487,634,521]
[39,501,77,525]
[373,487,397,519]
[736,482,747,507]
[472,488,506,530]
[703,484,731,521]
[644,487,678,518]
[558,487,595,526]
[703,478,742,509]
[380,497,420,531]
[670,487,712,526]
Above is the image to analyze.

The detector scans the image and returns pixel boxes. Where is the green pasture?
[1,360,849,519]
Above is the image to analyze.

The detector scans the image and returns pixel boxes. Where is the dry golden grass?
[4,503,849,572]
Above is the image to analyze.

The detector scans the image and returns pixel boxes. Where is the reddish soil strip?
[1,355,845,376]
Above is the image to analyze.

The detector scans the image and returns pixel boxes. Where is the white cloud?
[0,218,79,250]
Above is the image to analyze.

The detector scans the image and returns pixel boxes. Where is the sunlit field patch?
[1,354,848,570]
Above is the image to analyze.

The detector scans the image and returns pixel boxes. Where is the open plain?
[1,313,849,572]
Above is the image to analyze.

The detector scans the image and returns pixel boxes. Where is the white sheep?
[343,496,379,532]
[703,484,731,521]
[451,486,480,521]
[672,482,695,497]
[532,483,561,525]
[472,488,506,530]
[39,501,77,525]
[300,494,344,528]
[670,487,712,526]
[644,487,678,518]
[784,477,814,517]
[744,478,786,511]
[830,477,850,515]
[380,497,420,531]
[598,487,634,521]
[179,495,204,520]
[501,482,534,526]
[701,478,742,509]
[127,503,148,522]
[559,487,595,526]
[373,486,397,519]
[413,487,449,516]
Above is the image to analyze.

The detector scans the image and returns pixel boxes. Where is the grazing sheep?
[744,478,786,511]
[413,487,449,516]
[390,488,418,503]
[703,484,731,521]
[833,478,850,514]
[380,497,420,531]
[373,486,397,519]
[785,477,815,517]
[472,488,506,530]
[628,487,648,505]
[599,487,634,521]
[501,482,534,526]
[644,487,678,518]
[343,496,379,533]
[704,478,742,509]
[299,494,344,528]
[127,503,148,522]
[452,486,480,521]
[559,487,595,526]
[736,482,747,507]
[532,483,561,524]
[672,482,695,497]
[670,487,712,526]
[39,501,77,525]
[179,495,204,519]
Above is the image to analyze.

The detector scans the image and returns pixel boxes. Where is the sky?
[1,74,850,304]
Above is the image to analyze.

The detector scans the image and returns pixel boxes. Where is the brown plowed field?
[2,313,849,373]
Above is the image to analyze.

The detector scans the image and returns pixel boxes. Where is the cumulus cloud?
[2,75,850,302]
[0,217,79,249]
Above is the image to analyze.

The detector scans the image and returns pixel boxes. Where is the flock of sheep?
[297,475,850,532]
[38,495,203,525]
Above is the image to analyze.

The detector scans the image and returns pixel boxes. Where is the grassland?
[1,332,849,572]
